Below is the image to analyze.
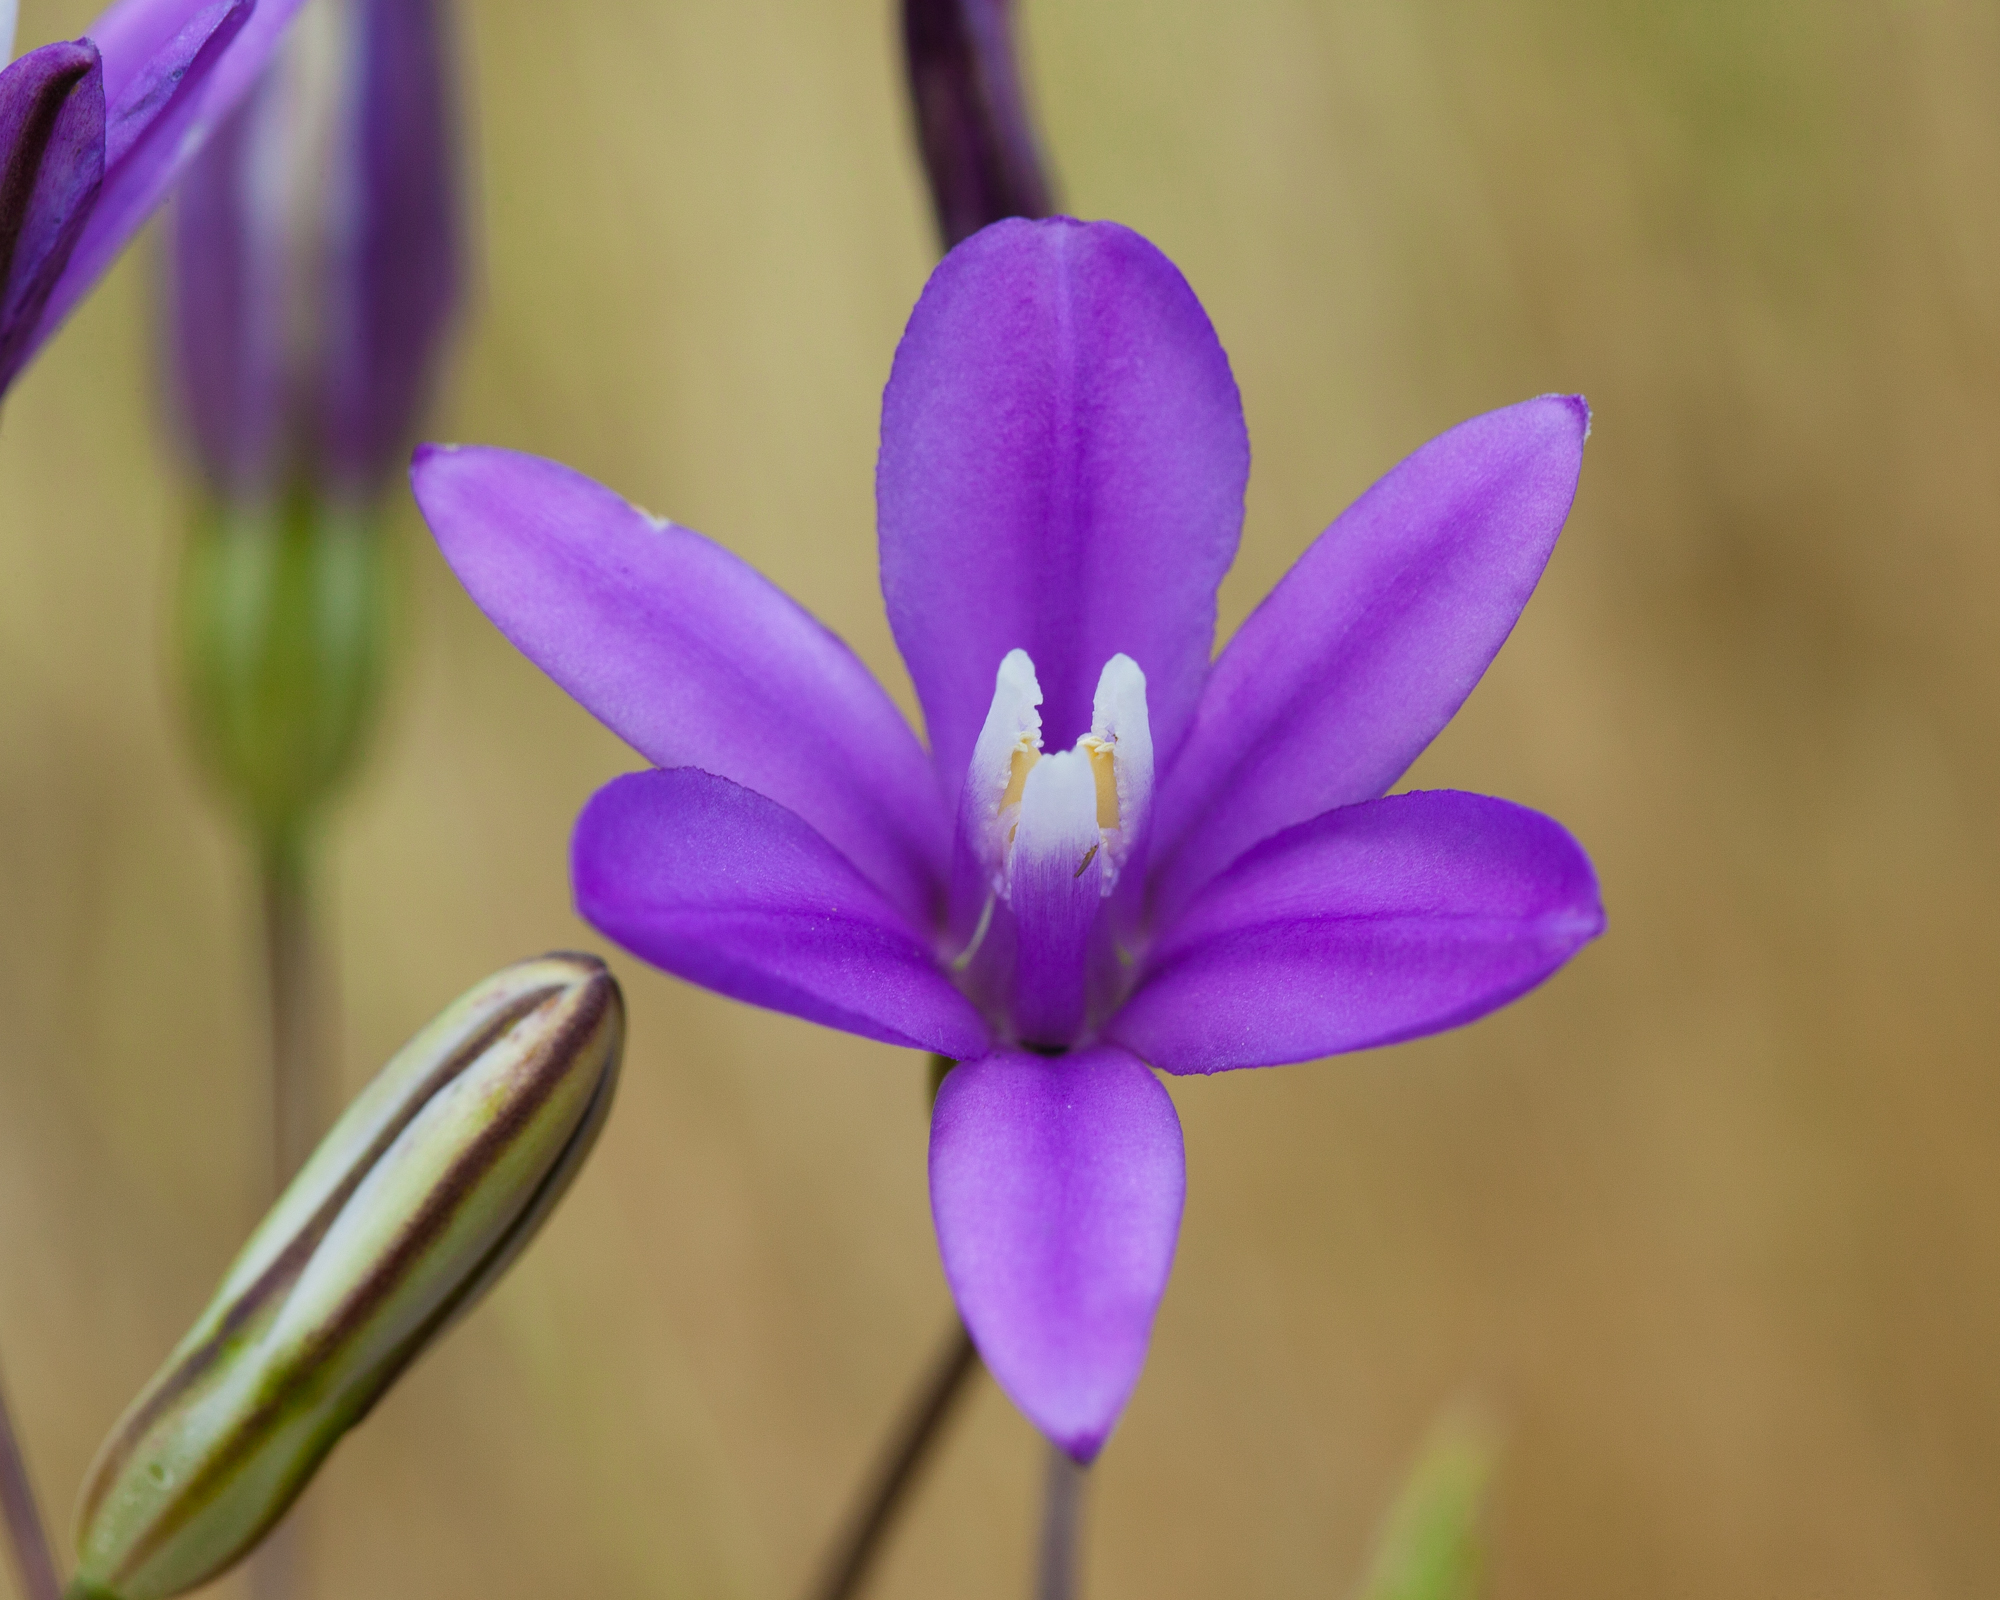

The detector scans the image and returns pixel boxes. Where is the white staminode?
[961,647,1044,894]
[1081,652,1153,889]
[1011,743,1104,900]
[962,649,1153,902]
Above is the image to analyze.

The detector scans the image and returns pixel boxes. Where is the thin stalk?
[802,1318,980,1600]
[1035,1446,1084,1600]
[0,1360,62,1600]
[251,829,318,1600]
[259,830,321,1191]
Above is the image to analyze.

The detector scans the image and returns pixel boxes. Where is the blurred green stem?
[803,1317,979,1600]
[1035,1446,1083,1600]
[261,830,322,1191]
[0,1359,62,1600]
[249,829,318,1600]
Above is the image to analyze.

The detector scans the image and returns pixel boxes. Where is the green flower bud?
[69,955,623,1600]
[1356,1406,1498,1600]
[176,492,391,843]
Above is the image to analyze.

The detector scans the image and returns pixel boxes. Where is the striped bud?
[69,954,623,1600]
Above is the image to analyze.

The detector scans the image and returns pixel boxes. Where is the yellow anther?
[1083,737,1120,831]
[998,741,1040,814]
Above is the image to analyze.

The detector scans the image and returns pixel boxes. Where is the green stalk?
[260,829,322,1192]
[251,830,318,1600]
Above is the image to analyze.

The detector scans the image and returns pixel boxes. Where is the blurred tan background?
[5,0,2000,1594]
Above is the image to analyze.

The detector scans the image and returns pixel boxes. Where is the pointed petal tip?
[1512,392,1589,453]
[1057,1427,1109,1465]
[929,1048,1184,1462]
[1538,391,1591,443]
[1148,392,1593,909]
[1124,791,1606,1074]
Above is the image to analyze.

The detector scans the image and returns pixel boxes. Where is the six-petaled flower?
[412,216,1605,1462]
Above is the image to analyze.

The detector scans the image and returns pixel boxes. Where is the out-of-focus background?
[4,0,1999,1594]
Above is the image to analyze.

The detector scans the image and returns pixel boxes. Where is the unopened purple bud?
[169,0,461,506]
[901,0,1055,251]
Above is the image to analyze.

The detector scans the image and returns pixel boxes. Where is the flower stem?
[260,830,322,1192]
[1035,1445,1084,1600]
[251,830,319,1600]
[0,1359,62,1600]
[802,1317,980,1600]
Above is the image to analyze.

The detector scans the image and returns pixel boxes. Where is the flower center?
[949,650,1153,1047]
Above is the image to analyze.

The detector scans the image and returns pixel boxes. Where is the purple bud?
[901,0,1056,251]
[168,0,462,506]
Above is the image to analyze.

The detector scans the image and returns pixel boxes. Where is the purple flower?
[0,0,307,396]
[411,218,1604,1462]
[167,0,461,506]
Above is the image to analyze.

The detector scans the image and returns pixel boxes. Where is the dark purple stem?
[0,1359,62,1600]
[900,0,1056,249]
[802,1317,981,1600]
[1035,1445,1083,1600]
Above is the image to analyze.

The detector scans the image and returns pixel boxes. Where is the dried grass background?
[3,0,1999,1595]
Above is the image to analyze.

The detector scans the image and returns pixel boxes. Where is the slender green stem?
[1035,1446,1084,1600]
[251,830,318,1600]
[259,830,320,1191]
[802,1318,980,1600]
[0,1360,62,1600]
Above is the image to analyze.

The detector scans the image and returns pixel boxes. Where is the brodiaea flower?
[411,218,1604,1462]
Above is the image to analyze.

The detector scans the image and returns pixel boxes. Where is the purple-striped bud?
[901,0,1056,250]
[69,955,622,1600]
[0,0,313,398]
[167,0,461,506]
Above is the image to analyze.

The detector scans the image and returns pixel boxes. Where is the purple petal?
[929,1045,1184,1461]
[170,0,461,500]
[318,0,461,496]
[878,217,1248,809]
[30,0,308,357]
[574,768,992,1059]
[0,42,104,390]
[87,0,300,126]
[1149,397,1589,916]
[414,445,948,927]
[1111,789,1603,1075]
[163,69,280,495]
